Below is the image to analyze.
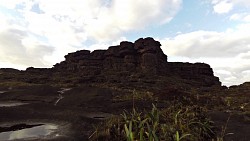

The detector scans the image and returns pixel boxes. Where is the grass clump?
[89,103,215,141]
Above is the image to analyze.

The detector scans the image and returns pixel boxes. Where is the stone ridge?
[50,37,220,86]
[53,37,168,75]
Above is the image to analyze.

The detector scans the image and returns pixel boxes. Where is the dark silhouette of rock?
[0,37,221,87]
[166,62,221,86]
[0,68,20,73]
[51,37,220,86]
[54,37,168,74]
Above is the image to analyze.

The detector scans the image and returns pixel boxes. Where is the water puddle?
[0,123,58,140]
[0,102,28,107]
[0,91,7,94]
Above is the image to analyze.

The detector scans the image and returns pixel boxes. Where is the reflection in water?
[0,124,58,140]
[0,102,28,107]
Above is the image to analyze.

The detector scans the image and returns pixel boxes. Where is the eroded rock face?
[166,62,221,86]
[53,37,168,75]
[0,37,221,87]
[51,37,220,86]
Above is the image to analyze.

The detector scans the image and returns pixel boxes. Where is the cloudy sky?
[0,0,249,86]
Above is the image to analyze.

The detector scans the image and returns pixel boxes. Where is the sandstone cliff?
[0,37,221,87]
[51,37,220,86]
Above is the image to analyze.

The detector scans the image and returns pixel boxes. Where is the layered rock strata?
[52,37,220,86]
[0,37,221,87]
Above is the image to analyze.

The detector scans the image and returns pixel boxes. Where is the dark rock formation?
[0,68,20,73]
[51,37,220,86]
[26,67,51,74]
[0,37,221,87]
[166,62,221,86]
[53,37,168,75]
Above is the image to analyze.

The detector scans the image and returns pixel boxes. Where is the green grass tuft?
[89,103,215,141]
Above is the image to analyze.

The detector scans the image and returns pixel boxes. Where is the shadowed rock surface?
[53,37,220,86]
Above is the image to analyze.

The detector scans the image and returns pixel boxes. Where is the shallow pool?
[0,102,28,107]
[0,124,58,140]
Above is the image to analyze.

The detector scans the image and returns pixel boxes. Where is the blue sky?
[0,0,250,86]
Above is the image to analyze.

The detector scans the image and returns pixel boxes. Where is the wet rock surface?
[0,85,124,140]
[0,123,59,141]
[0,123,43,133]
[0,121,68,141]
[0,101,28,107]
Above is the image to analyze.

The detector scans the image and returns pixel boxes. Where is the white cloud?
[0,28,54,68]
[233,0,250,7]
[213,0,233,14]
[161,23,250,58]
[210,0,250,14]
[0,0,26,9]
[83,0,182,41]
[0,0,182,69]
[161,24,250,86]
[19,0,181,42]
[230,13,250,22]
[230,13,243,20]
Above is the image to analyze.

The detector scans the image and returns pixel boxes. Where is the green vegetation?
[89,103,215,141]
[88,85,250,141]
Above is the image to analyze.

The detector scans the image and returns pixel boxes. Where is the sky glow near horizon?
[0,0,250,86]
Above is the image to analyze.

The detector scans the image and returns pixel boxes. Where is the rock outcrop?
[53,38,167,75]
[51,37,220,86]
[0,37,221,87]
[166,62,220,86]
